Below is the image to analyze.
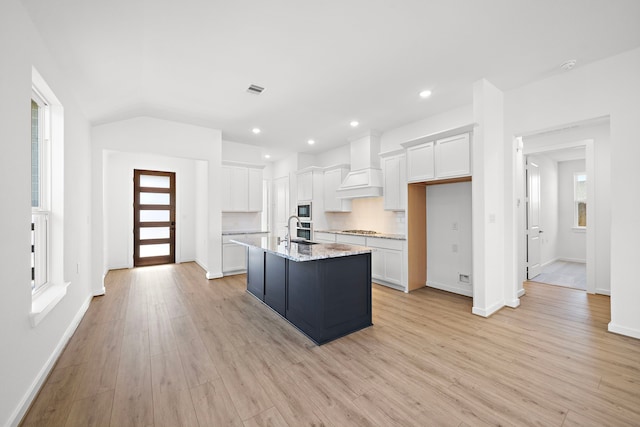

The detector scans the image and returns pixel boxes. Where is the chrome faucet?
[286,215,302,247]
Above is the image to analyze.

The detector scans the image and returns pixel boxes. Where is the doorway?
[133,169,176,267]
[521,136,594,293]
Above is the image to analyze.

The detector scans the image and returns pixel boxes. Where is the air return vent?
[247,84,265,95]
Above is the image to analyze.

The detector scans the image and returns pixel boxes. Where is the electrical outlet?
[459,274,470,283]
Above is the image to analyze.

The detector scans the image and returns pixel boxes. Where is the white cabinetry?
[314,231,336,243]
[222,163,264,212]
[323,165,351,212]
[435,133,470,178]
[297,171,313,201]
[406,142,434,182]
[336,234,366,246]
[405,132,471,183]
[367,237,404,288]
[380,151,406,211]
[223,233,267,275]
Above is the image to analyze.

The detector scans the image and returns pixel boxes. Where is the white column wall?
[473,79,507,315]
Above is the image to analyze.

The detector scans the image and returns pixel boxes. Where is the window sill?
[30,281,70,327]
[572,227,586,233]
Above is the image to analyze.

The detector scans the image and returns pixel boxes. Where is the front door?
[526,159,541,279]
[133,169,176,267]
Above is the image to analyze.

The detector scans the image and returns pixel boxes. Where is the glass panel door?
[133,169,176,267]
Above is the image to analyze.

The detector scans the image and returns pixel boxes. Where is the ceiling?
[21,0,640,157]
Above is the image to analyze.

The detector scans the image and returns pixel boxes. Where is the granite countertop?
[230,236,371,262]
[222,230,269,236]
[315,230,406,241]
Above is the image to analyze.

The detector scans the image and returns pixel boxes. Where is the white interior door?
[526,159,542,279]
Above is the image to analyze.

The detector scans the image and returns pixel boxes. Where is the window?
[574,172,587,228]
[30,67,68,327]
[31,89,50,293]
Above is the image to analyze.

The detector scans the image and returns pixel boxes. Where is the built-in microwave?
[296,221,313,240]
[297,202,312,221]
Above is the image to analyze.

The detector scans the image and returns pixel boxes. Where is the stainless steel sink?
[290,239,318,245]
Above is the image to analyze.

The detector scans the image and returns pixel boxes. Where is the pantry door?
[133,170,176,267]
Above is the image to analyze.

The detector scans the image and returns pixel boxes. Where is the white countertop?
[222,230,269,236]
[315,230,406,240]
[230,236,371,262]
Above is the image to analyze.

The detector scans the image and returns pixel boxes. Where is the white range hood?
[336,131,384,199]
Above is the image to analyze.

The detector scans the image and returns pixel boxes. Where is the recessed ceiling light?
[307,139,315,145]
[350,120,359,128]
[419,90,432,98]
[252,128,261,134]
[264,154,271,159]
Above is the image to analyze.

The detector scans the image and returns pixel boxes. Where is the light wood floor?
[21,262,640,426]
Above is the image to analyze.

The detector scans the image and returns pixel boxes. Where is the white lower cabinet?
[314,232,336,243]
[367,237,404,289]
[223,233,267,275]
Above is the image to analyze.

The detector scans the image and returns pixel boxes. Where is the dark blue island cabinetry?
[238,237,372,345]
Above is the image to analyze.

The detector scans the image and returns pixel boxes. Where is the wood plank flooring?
[21,262,640,426]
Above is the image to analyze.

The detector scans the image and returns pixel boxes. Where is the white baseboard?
[426,280,472,297]
[206,271,223,280]
[541,257,559,268]
[505,298,520,308]
[608,322,640,340]
[517,288,526,297]
[9,295,92,427]
[595,288,611,296]
[194,258,208,273]
[222,269,247,277]
[372,279,405,292]
[558,257,586,264]
[472,300,504,318]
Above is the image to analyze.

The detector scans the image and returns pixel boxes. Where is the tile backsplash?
[325,197,405,235]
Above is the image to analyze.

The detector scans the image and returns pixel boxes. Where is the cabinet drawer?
[366,237,403,251]
[314,232,336,243]
[336,234,366,246]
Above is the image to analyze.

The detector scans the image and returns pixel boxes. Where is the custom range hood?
[336,131,383,199]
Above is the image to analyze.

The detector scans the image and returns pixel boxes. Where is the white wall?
[0,0,94,425]
[314,144,350,167]
[222,139,266,165]
[104,151,198,269]
[426,182,473,296]
[92,117,223,285]
[380,104,473,153]
[504,47,640,338]
[195,160,208,269]
[527,154,559,266]
[557,160,586,262]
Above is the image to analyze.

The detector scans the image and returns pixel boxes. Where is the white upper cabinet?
[323,166,351,212]
[406,141,435,182]
[297,171,313,201]
[248,168,263,212]
[221,164,264,212]
[405,132,471,183]
[435,133,470,178]
[381,152,406,211]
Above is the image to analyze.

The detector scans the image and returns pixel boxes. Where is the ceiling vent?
[247,84,265,95]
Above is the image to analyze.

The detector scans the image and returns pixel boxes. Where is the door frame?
[133,169,176,267]
[520,139,595,294]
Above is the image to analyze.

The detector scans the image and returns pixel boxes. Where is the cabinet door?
[407,142,435,182]
[371,248,385,281]
[383,156,406,210]
[323,169,339,211]
[297,171,313,201]
[247,247,264,299]
[248,168,263,212]
[221,166,234,211]
[223,243,247,273]
[264,253,287,316]
[231,167,249,211]
[435,133,470,178]
[383,249,402,285]
[314,232,336,243]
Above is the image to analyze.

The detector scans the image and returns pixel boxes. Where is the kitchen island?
[231,236,372,345]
